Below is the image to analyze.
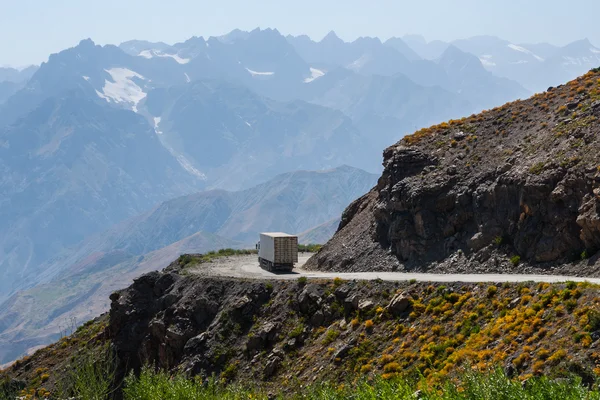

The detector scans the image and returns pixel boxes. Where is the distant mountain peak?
[77,38,97,48]
[321,31,343,44]
[439,44,469,59]
[354,36,382,46]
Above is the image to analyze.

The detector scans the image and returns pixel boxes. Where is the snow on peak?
[138,49,190,64]
[304,67,325,83]
[95,68,147,112]
[245,68,275,77]
[347,54,371,71]
[591,47,600,54]
[153,117,162,133]
[82,76,91,81]
[507,44,544,61]
[479,55,496,67]
[150,115,206,180]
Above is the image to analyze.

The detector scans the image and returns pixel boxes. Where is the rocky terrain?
[5,259,600,398]
[307,68,600,276]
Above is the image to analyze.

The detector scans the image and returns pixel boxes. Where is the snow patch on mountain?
[153,117,162,134]
[591,47,600,54]
[184,73,191,83]
[82,76,90,81]
[479,55,496,67]
[507,44,544,61]
[562,56,600,66]
[96,68,147,112]
[304,67,325,83]
[150,115,206,180]
[347,54,371,71]
[245,68,274,77]
[138,50,190,64]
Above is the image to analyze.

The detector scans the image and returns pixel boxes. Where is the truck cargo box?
[258,232,298,272]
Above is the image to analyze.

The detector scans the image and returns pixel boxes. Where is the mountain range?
[402,34,600,92]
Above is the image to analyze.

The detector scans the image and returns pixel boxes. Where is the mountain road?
[188,253,600,284]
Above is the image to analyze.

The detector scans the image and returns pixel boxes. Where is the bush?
[298,244,323,253]
[510,255,521,266]
[322,329,340,345]
[529,162,545,175]
[288,323,305,339]
[55,344,116,400]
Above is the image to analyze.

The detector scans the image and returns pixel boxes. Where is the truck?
[257,232,298,272]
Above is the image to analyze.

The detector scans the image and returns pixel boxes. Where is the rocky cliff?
[306,69,600,275]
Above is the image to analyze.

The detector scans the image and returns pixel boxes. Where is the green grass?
[53,343,117,400]
[178,244,322,269]
[122,367,600,400]
[298,244,323,253]
[178,249,258,268]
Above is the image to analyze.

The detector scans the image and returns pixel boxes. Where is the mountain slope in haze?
[437,45,530,109]
[444,35,600,92]
[306,68,600,276]
[301,68,472,151]
[146,80,378,189]
[402,34,450,60]
[0,66,38,84]
[0,90,203,300]
[287,32,529,109]
[0,165,377,363]
[0,231,237,364]
[298,217,340,245]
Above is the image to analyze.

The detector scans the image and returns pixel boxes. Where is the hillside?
[5,265,600,398]
[307,68,600,274]
[0,166,377,363]
[0,91,203,300]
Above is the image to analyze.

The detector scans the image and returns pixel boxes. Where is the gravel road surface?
[189,254,600,284]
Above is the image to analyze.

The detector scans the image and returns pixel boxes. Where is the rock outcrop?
[306,69,600,275]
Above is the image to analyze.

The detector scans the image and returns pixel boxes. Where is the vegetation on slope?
[123,367,600,400]
[5,274,600,398]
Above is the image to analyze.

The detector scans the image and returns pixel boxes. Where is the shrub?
[360,364,372,373]
[529,162,545,175]
[364,320,374,330]
[288,323,305,339]
[297,276,308,286]
[494,236,505,246]
[487,286,498,298]
[383,362,402,373]
[510,255,521,266]
[547,349,567,365]
[322,329,340,345]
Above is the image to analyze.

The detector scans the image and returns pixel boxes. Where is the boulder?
[344,294,359,310]
[387,293,410,315]
[358,300,375,311]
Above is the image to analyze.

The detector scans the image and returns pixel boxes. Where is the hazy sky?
[3,0,600,66]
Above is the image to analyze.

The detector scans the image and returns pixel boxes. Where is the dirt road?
[189,253,600,284]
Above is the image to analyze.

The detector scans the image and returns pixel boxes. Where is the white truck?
[257,232,298,272]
